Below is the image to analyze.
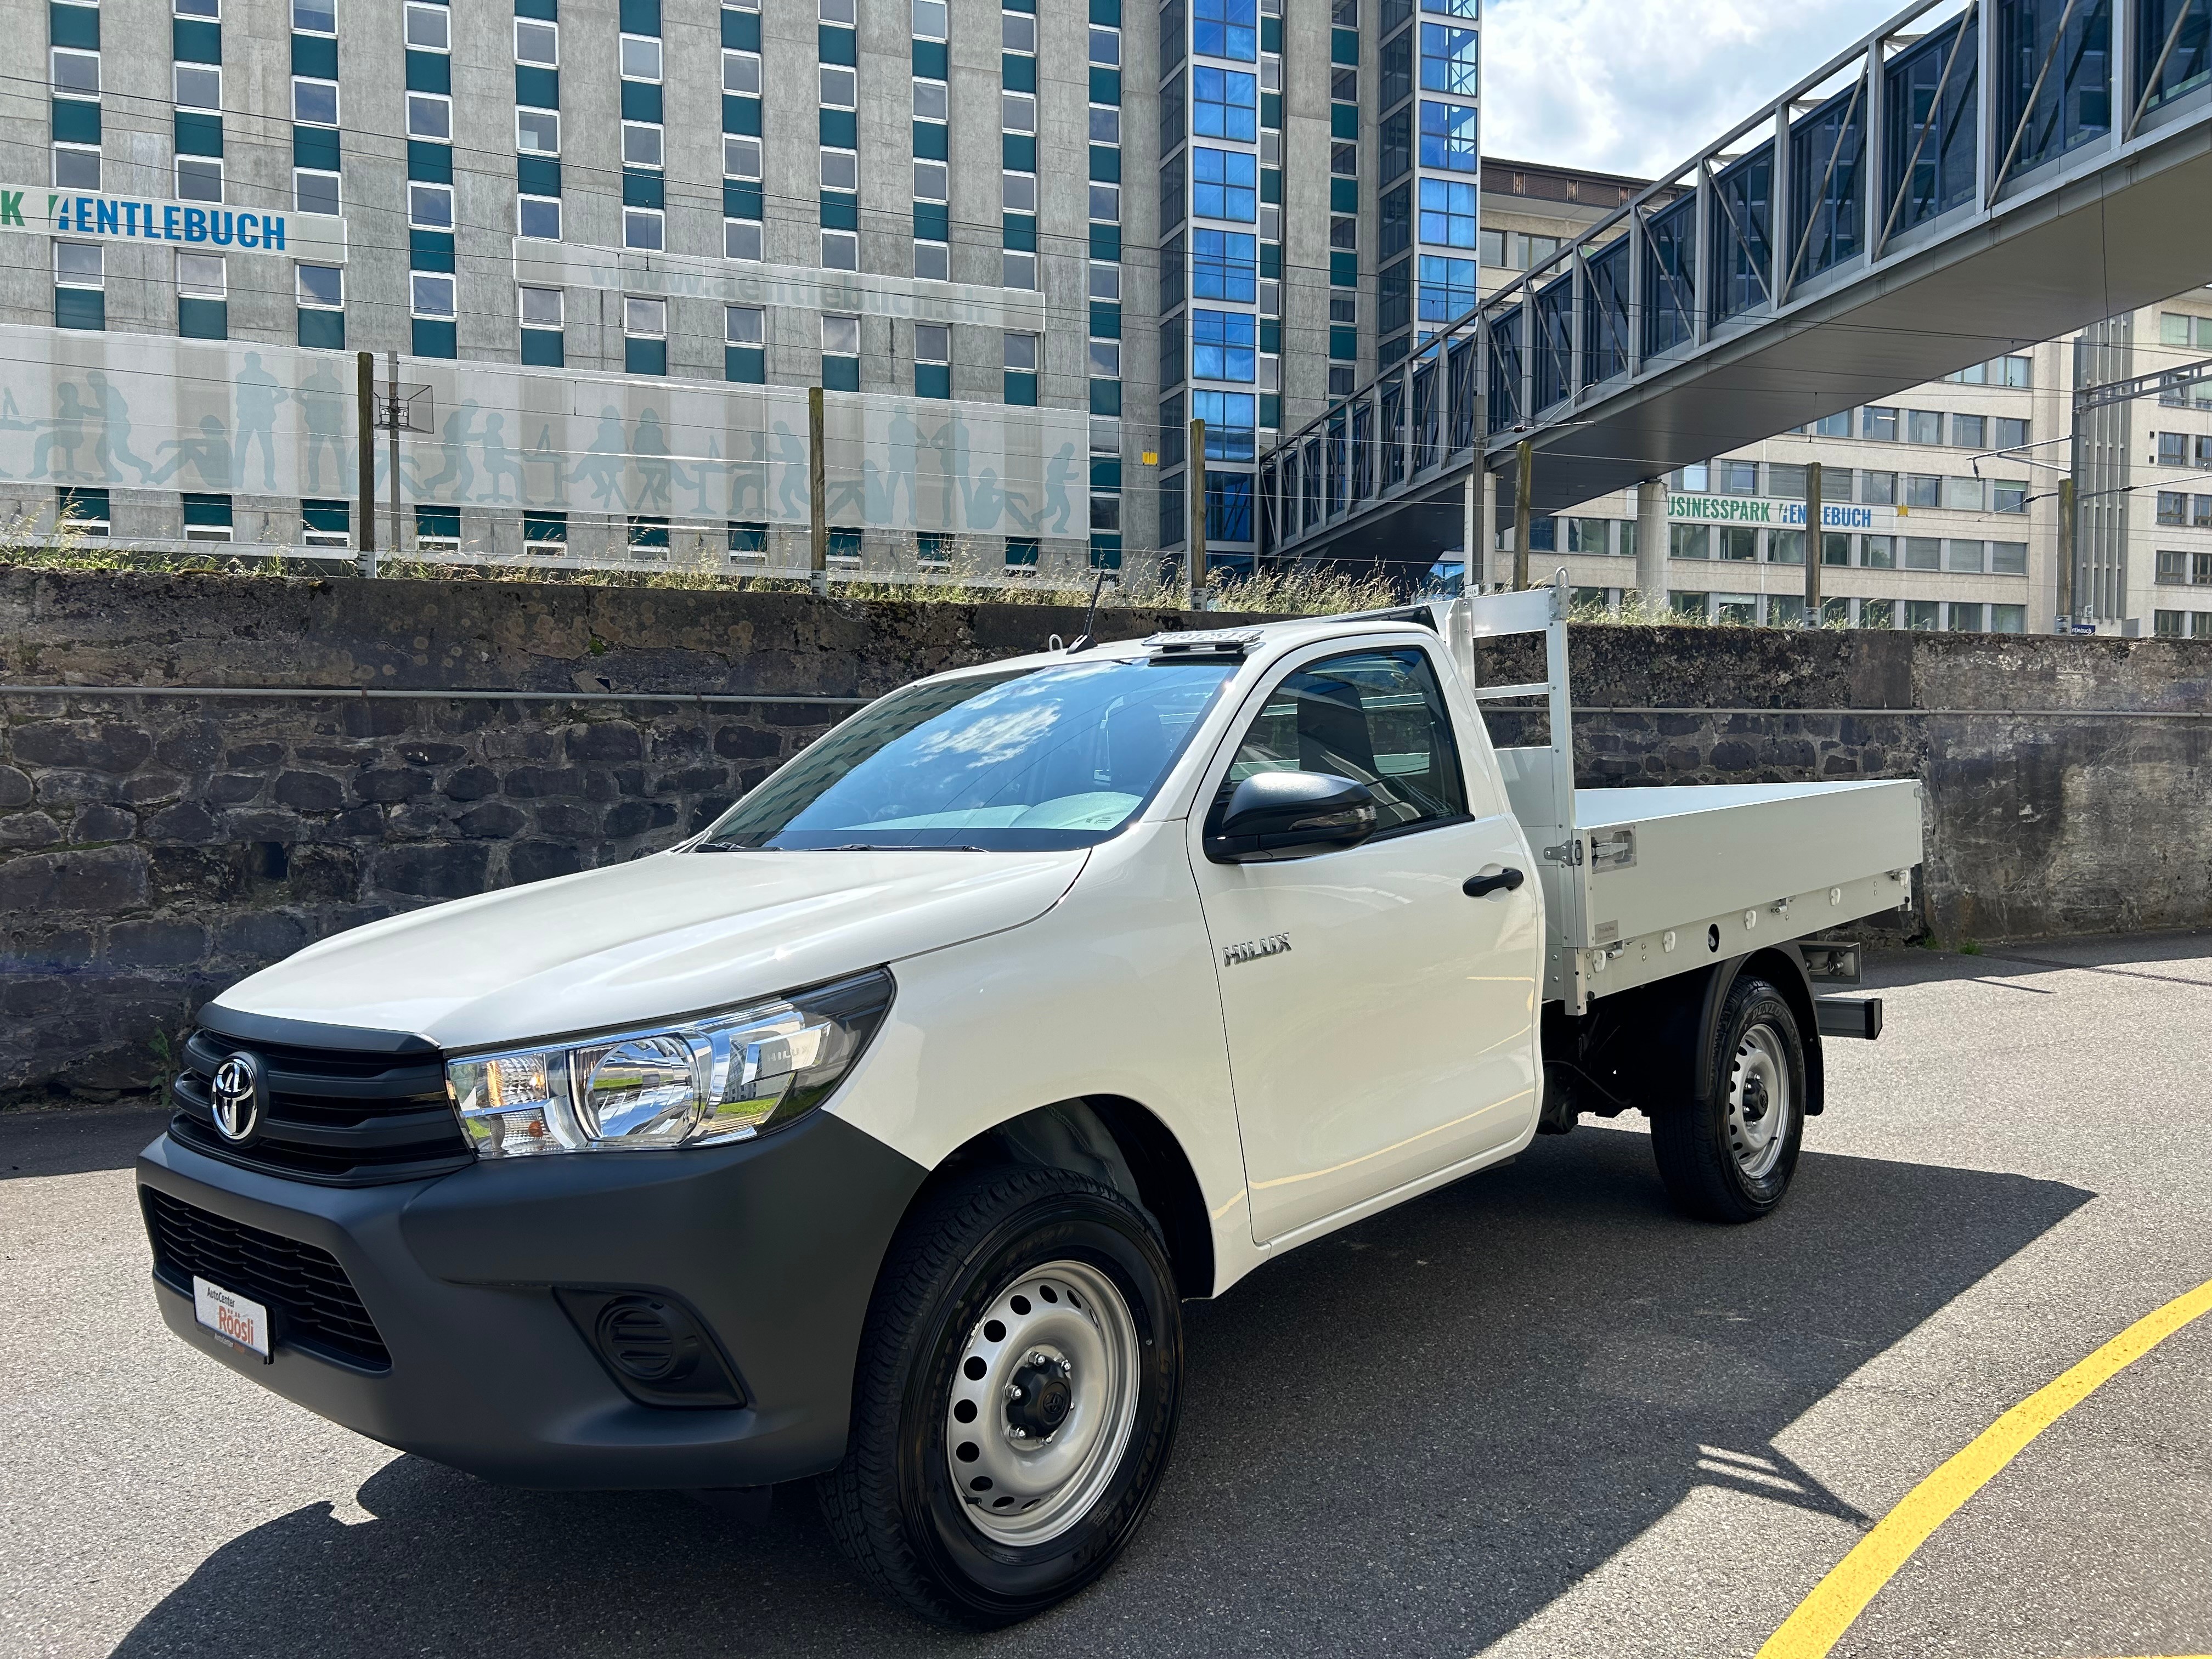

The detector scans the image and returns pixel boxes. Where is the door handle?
[1463,867,1525,898]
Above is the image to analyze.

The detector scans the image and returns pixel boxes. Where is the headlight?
[446,969,894,1159]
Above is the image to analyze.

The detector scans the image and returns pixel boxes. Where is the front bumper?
[136,1108,928,1491]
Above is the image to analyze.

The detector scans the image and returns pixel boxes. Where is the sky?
[1480,0,1905,180]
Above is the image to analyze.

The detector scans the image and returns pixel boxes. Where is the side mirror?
[1205,771,1380,864]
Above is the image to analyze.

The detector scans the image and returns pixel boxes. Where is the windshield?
[701,657,1239,851]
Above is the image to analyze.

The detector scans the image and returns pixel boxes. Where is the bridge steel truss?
[1260,0,2212,567]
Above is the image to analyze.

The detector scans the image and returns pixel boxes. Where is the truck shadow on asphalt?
[113,1127,2090,1659]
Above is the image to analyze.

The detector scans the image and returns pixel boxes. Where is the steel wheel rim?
[1725,1022,1792,1180]
[943,1258,1141,1546]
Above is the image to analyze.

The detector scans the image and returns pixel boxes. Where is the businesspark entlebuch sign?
[0,188,347,261]
[1668,493,1892,529]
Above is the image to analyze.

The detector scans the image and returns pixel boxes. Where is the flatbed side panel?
[1579,871,1915,1003]
[1579,780,1923,947]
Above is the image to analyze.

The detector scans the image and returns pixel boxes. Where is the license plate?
[193,1276,272,1362]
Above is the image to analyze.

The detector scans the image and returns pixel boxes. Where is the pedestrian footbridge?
[1261,0,2212,563]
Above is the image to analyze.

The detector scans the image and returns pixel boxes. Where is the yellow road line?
[1759,1275,2212,1659]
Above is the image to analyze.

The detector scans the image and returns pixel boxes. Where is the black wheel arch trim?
[1692,945,1826,1118]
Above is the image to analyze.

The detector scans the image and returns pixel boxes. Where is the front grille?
[143,1188,391,1370]
[171,1025,473,1187]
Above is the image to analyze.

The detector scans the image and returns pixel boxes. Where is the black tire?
[1650,975,1807,1223]
[818,1165,1183,1628]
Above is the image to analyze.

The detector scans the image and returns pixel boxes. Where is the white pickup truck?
[137,582,1920,1627]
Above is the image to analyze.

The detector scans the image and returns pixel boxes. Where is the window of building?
[722,48,761,95]
[1417,255,1477,322]
[518,195,561,240]
[624,296,666,339]
[1951,413,1985,448]
[822,0,855,20]
[1863,405,1899,441]
[1419,21,1477,93]
[1194,66,1258,140]
[299,500,348,546]
[1091,25,1121,65]
[50,47,98,97]
[1002,249,1036,287]
[623,122,664,168]
[2000,354,2032,387]
[176,250,224,298]
[517,106,560,154]
[295,0,336,33]
[295,168,339,215]
[1861,536,1895,568]
[183,494,234,543]
[408,182,454,229]
[516,18,557,64]
[620,33,663,81]
[1992,479,2028,514]
[726,303,764,346]
[1090,339,1121,378]
[294,77,338,125]
[1906,409,1942,444]
[915,242,949,279]
[821,148,860,192]
[52,144,100,190]
[824,229,860,269]
[1193,148,1257,220]
[821,64,857,106]
[297,263,342,307]
[1418,177,1477,247]
[912,0,947,38]
[520,286,563,329]
[1903,536,1941,569]
[915,79,949,121]
[407,92,453,140]
[1419,100,1479,172]
[1091,262,1122,300]
[1859,470,1896,504]
[1003,10,1036,52]
[54,241,103,288]
[1193,228,1257,301]
[1091,105,1122,143]
[1994,416,2030,450]
[177,157,223,201]
[410,271,456,318]
[1194,0,1258,60]
[1943,538,1984,573]
[1193,309,1256,380]
[1002,91,1036,132]
[1193,390,1257,459]
[915,159,949,201]
[1714,459,1758,495]
[1991,540,2028,574]
[915,322,950,362]
[621,206,663,250]
[1003,171,1037,213]
[1943,476,1984,511]
[404,1,448,50]
[1904,473,1940,508]
[1004,330,1038,371]
[173,63,221,111]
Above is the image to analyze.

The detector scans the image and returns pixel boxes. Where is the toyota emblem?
[209,1052,265,1144]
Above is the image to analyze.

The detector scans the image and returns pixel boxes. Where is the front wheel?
[1650,975,1807,1223]
[819,1165,1183,1627]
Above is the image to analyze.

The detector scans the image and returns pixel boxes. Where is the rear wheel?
[1650,975,1805,1223]
[819,1165,1182,1627]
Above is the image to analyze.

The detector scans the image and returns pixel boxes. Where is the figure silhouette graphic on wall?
[573,407,629,510]
[419,401,481,499]
[1042,443,1078,535]
[477,413,525,503]
[297,361,350,494]
[84,372,152,483]
[631,409,678,512]
[886,409,922,527]
[930,413,974,528]
[234,353,288,491]
[526,422,569,506]
[151,416,234,489]
[32,385,93,481]
[773,421,806,519]
[728,428,769,517]
[969,466,1004,531]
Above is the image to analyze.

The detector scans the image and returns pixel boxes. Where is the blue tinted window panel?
[405,49,450,93]
[1709,142,1774,324]
[295,126,341,170]
[1486,306,1522,433]
[178,297,227,340]
[1884,18,1979,234]
[1196,0,1259,60]
[298,307,345,350]
[172,17,221,60]
[620,80,662,122]
[1192,146,1257,220]
[52,98,100,144]
[915,362,950,399]
[723,8,760,49]
[291,33,337,76]
[727,345,766,383]
[50,2,97,48]
[1995,0,2112,179]
[1419,22,1478,93]
[914,119,947,159]
[1643,194,1696,356]
[823,356,860,392]
[1582,239,1630,387]
[1789,82,1865,283]
[515,65,560,106]
[1419,100,1479,171]
[522,328,565,367]
[412,318,458,358]
[1193,66,1259,138]
[2138,0,2211,115]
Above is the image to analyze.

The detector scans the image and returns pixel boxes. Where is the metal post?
[1512,440,1534,590]
[386,351,401,563]
[1461,469,1476,594]
[1188,418,1207,608]
[2057,472,2078,627]
[1480,464,1499,590]
[1804,460,1824,623]
[808,385,828,596]
[353,351,376,578]
[1635,477,1667,614]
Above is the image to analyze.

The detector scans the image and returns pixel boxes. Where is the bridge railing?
[1261,0,2212,559]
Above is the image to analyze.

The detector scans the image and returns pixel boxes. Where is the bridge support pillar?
[1479,466,1498,590]
[1635,477,1667,616]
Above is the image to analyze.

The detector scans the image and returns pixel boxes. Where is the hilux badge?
[1222,934,1291,967]
[210,1052,264,1143]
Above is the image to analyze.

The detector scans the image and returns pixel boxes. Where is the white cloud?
[1481,0,1901,180]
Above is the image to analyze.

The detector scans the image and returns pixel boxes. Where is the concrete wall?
[4,567,2209,1101]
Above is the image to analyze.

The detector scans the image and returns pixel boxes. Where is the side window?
[1214,647,1468,834]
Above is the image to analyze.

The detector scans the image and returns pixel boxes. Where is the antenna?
[1065,570,1110,653]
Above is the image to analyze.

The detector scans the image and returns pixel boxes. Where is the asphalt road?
[5,933,2211,1659]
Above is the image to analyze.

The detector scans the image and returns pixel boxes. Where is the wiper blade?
[817,843,988,853]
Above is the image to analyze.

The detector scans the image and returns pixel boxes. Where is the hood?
[210,847,1090,1051]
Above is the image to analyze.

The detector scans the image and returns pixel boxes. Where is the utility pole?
[808,386,827,596]
[386,351,402,562]
[1460,470,1476,595]
[1804,460,1824,624]
[2057,473,2078,628]
[1511,440,1533,590]
[1188,418,1207,609]
[353,351,376,577]
[1635,477,1666,616]
[1480,465,1499,590]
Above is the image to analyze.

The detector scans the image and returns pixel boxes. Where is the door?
[1190,641,1543,1243]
